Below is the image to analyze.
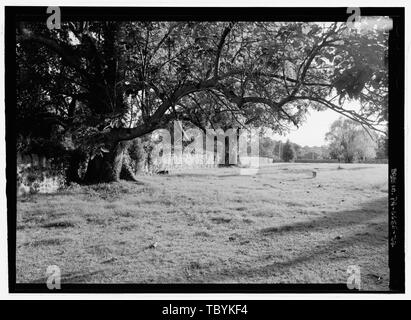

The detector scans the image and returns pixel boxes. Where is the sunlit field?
[16,163,388,290]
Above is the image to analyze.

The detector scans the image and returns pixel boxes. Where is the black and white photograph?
[4,6,405,295]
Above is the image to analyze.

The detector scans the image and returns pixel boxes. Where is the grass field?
[16,163,389,290]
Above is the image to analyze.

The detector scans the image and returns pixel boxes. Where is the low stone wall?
[17,153,65,196]
[150,153,273,171]
[243,156,273,166]
[151,151,222,171]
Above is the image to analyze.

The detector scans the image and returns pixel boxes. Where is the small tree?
[282,140,297,162]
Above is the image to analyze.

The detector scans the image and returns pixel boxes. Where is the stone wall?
[17,153,65,196]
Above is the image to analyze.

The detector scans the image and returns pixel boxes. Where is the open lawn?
[16,163,389,290]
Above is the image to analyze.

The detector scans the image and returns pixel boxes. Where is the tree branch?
[17,24,89,80]
[294,95,385,133]
[213,22,235,78]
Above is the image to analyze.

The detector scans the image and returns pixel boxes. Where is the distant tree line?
[259,117,387,163]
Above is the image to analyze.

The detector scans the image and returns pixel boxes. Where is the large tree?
[326,117,378,163]
[16,20,389,182]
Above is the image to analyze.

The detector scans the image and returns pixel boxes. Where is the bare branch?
[213,22,235,78]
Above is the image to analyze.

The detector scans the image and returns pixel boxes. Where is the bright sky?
[270,101,364,147]
[271,109,340,147]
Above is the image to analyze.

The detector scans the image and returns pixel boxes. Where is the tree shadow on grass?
[337,166,376,171]
[260,197,387,235]
[173,173,221,178]
[203,196,388,283]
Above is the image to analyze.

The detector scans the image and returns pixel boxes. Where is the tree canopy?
[16,20,390,182]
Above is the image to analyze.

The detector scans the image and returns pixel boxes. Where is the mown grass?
[16,163,388,290]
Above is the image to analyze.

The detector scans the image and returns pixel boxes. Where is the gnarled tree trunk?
[84,141,140,183]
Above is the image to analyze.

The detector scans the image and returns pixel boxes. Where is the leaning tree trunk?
[82,22,144,184]
[84,141,140,184]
